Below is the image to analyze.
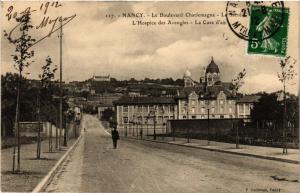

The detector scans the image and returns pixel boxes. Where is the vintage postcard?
[1,1,299,193]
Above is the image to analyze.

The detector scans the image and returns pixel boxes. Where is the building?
[114,57,259,131]
[177,57,259,120]
[114,97,178,132]
[91,74,110,82]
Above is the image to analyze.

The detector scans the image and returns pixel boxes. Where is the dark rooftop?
[114,96,176,105]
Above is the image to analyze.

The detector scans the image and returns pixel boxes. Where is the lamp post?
[206,100,210,146]
[235,102,239,149]
[129,121,131,136]
[153,116,156,140]
[207,108,210,146]
[140,120,143,140]
[132,115,135,137]
[146,118,149,138]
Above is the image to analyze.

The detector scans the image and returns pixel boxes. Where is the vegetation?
[1,73,69,136]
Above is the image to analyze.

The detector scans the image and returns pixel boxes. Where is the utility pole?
[59,20,64,148]
[207,108,210,146]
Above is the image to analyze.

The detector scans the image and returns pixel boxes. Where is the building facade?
[114,97,178,132]
[114,57,259,131]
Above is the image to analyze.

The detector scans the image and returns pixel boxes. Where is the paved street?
[46,114,299,193]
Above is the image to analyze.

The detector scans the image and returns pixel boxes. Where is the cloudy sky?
[1,1,299,95]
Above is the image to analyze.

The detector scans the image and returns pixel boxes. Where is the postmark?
[225,1,285,41]
[247,6,289,57]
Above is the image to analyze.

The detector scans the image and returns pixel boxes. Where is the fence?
[119,119,299,148]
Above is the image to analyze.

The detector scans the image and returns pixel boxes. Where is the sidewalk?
[1,138,76,192]
[132,136,300,164]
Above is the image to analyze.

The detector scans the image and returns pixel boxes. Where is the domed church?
[205,57,220,86]
[177,57,257,120]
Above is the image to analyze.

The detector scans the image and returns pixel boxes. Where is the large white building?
[114,58,260,131]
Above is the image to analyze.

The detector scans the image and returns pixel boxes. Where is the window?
[229,107,232,113]
[191,107,195,113]
[220,100,224,105]
[123,117,128,123]
[192,115,196,119]
[220,107,224,113]
[211,101,215,105]
[201,108,205,113]
[228,100,232,105]
[123,106,128,113]
[191,100,195,105]
[211,108,215,113]
[220,115,224,119]
[183,116,187,119]
[200,100,204,105]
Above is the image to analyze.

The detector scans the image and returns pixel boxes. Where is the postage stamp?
[225,1,285,42]
[247,6,289,57]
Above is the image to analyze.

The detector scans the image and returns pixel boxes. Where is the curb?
[32,134,83,193]
[126,137,299,165]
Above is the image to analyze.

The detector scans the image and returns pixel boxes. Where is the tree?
[251,93,283,121]
[4,11,36,172]
[36,56,57,158]
[101,108,114,121]
[277,56,297,154]
[1,73,27,137]
[230,68,246,149]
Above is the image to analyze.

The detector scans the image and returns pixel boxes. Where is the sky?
[1,1,299,95]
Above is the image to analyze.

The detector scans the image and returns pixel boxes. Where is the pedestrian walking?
[111,127,120,149]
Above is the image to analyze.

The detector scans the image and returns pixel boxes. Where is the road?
[45,114,299,193]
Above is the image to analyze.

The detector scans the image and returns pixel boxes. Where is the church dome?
[206,57,220,73]
[184,69,192,77]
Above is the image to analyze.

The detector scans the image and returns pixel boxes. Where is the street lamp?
[206,100,210,146]
[153,106,157,140]
[140,119,143,140]
[235,102,239,149]
[146,115,149,138]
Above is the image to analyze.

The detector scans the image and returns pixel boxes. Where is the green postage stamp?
[247,6,289,57]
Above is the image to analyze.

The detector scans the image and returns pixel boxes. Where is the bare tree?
[277,56,297,154]
[4,12,35,172]
[231,69,246,149]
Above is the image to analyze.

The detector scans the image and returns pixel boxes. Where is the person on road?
[111,127,120,149]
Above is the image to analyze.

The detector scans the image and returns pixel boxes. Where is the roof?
[237,95,261,103]
[206,57,220,73]
[114,96,176,105]
[177,81,233,99]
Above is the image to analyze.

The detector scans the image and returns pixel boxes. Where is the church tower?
[205,57,220,86]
